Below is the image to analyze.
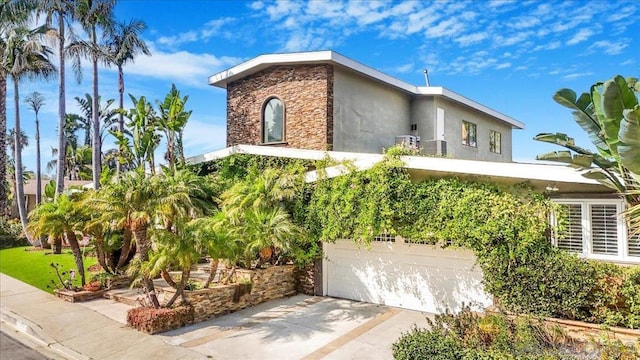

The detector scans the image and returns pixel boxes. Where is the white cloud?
[425,18,465,38]
[621,59,635,66]
[124,45,241,88]
[454,32,488,46]
[607,5,635,22]
[182,119,227,156]
[493,31,533,47]
[393,63,414,73]
[563,72,594,80]
[496,62,512,69]
[589,40,629,55]
[510,16,540,29]
[249,1,264,10]
[533,40,561,51]
[566,29,594,45]
[156,31,198,48]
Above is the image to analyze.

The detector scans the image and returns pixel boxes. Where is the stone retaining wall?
[162,265,297,324]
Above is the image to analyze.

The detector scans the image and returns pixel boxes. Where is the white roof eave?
[208,51,524,129]
[187,145,605,188]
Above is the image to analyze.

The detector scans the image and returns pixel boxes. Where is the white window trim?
[552,198,640,264]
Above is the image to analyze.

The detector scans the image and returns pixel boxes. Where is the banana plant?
[535,75,640,204]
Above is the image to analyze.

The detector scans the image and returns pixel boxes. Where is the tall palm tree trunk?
[65,230,86,286]
[132,225,160,308]
[0,72,6,216]
[35,117,41,204]
[13,79,31,244]
[203,258,219,288]
[91,28,101,190]
[55,13,66,199]
[116,64,124,176]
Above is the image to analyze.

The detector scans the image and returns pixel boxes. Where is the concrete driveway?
[158,295,432,360]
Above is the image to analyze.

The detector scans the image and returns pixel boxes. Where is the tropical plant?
[71,93,118,147]
[24,91,45,206]
[105,18,150,175]
[111,95,161,174]
[3,24,56,243]
[535,76,640,205]
[37,0,76,199]
[48,144,92,180]
[0,0,38,214]
[29,195,87,285]
[68,0,115,190]
[157,84,191,168]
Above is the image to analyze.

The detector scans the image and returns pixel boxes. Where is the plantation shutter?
[558,204,583,252]
[590,204,618,255]
[628,232,640,257]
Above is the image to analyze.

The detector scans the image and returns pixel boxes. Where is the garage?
[323,239,492,313]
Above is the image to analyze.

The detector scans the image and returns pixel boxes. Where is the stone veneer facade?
[226,64,334,150]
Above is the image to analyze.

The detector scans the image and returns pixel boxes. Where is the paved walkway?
[0,273,432,359]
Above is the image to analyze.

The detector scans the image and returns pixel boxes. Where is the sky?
[7,0,640,176]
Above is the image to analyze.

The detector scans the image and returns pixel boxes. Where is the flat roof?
[208,50,524,129]
[187,145,611,194]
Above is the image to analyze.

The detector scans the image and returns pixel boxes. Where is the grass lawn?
[0,246,98,293]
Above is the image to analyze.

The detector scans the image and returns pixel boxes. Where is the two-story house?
[208,50,524,162]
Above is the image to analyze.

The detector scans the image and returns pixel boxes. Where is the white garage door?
[323,239,492,313]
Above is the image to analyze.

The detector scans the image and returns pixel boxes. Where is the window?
[462,121,477,147]
[489,130,501,154]
[553,199,639,262]
[262,98,284,143]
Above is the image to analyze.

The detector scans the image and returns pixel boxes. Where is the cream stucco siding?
[435,97,513,162]
[332,68,411,153]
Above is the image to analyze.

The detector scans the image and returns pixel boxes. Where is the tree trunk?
[65,230,86,286]
[165,266,190,308]
[116,65,124,176]
[203,258,219,288]
[132,225,160,308]
[91,26,101,190]
[116,226,133,271]
[13,78,31,244]
[94,234,110,273]
[55,13,66,199]
[161,269,177,288]
[52,236,62,254]
[0,72,7,216]
[35,118,41,205]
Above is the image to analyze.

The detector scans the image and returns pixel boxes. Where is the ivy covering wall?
[198,153,640,328]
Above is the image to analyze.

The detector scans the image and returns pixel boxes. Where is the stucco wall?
[332,68,411,153]
[226,65,333,150]
[410,97,436,142]
[435,97,513,162]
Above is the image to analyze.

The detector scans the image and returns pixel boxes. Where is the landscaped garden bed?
[127,265,297,333]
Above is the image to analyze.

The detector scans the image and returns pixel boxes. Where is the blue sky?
[9,0,640,176]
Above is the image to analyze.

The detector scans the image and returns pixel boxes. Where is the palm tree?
[69,0,115,190]
[70,93,118,149]
[37,0,75,199]
[0,0,38,216]
[7,128,28,218]
[29,195,87,284]
[24,91,44,206]
[158,84,191,169]
[105,19,149,175]
[4,25,56,242]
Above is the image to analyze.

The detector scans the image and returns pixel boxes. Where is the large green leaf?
[602,76,638,120]
[534,133,617,169]
[581,169,618,191]
[618,105,640,175]
[592,83,620,158]
[535,150,593,168]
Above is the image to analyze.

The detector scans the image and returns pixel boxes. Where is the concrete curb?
[1,305,90,360]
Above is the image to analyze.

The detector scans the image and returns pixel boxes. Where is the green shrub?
[0,218,28,249]
[483,248,597,320]
[392,327,464,360]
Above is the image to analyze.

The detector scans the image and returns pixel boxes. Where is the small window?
[489,130,501,154]
[462,121,477,147]
[557,204,583,252]
[262,98,284,143]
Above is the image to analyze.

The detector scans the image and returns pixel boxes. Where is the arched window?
[262,97,284,143]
